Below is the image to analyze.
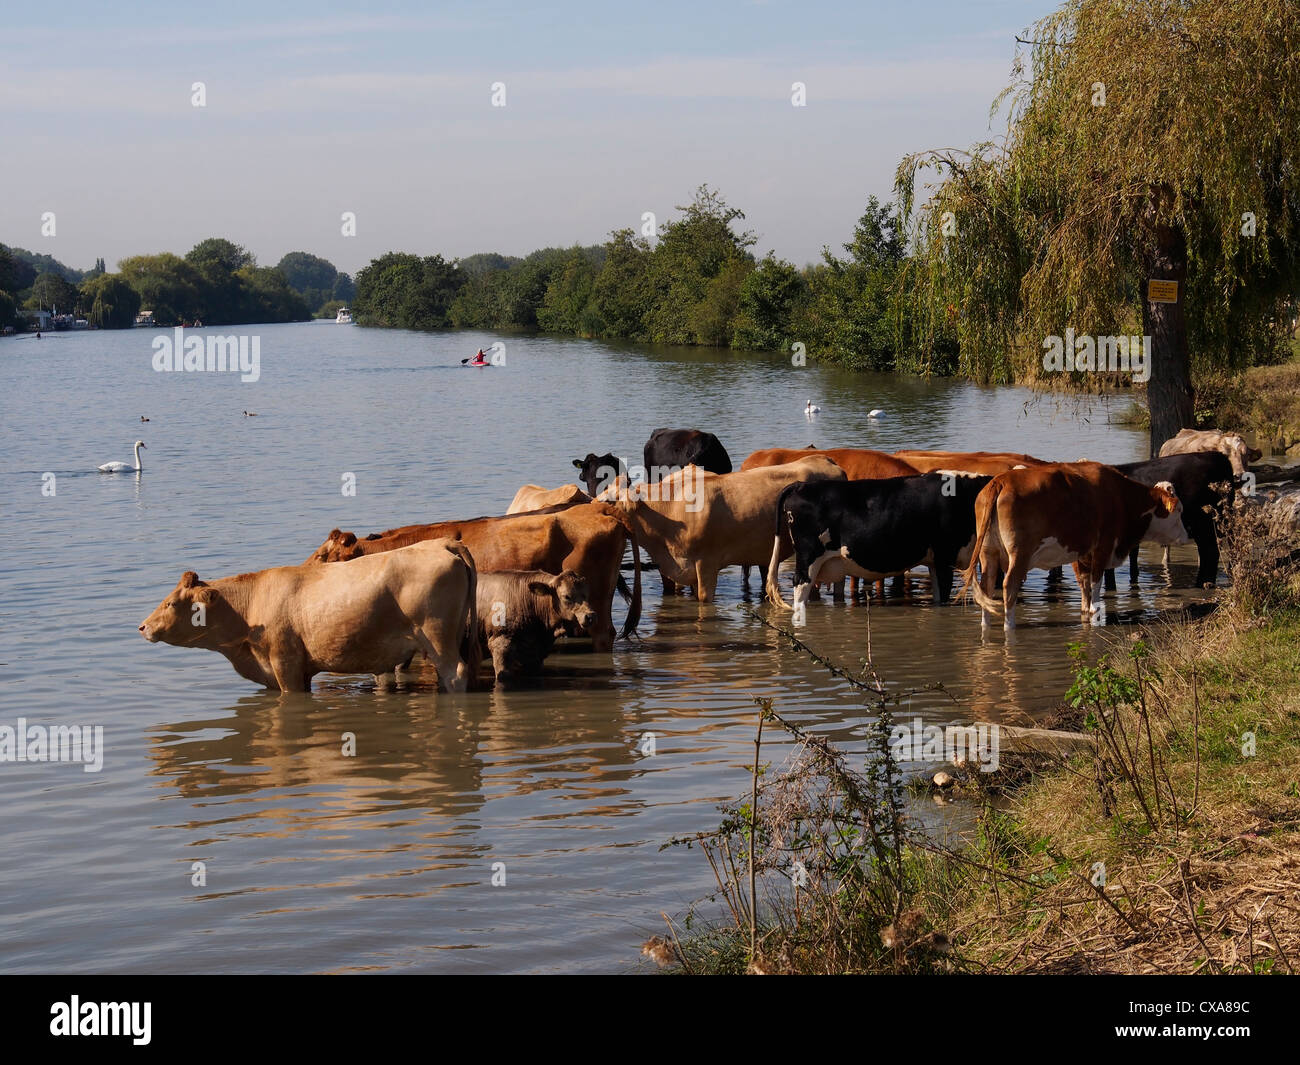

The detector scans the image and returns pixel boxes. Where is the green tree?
[117,254,204,326]
[733,253,807,350]
[354,252,465,328]
[643,185,757,344]
[897,0,1300,452]
[28,271,80,314]
[277,251,340,311]
[536,249,599,335]
[80,273,141,329]
[588,229,653,339]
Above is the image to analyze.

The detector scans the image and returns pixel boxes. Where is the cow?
[1109,452,1235,587]
[1158,429,1259,476]
[742,446,918,479]
[766,472,994,611]
[305,502,640,653]
[571,452,627,497]
[605,457,846,602]
[742,447,921,597]
[893,450,1051,475]
[959,462,1186,629]
[643,428,733,477]
[506,483,592,514]
[139,538,480,692]
[476,570,597,685]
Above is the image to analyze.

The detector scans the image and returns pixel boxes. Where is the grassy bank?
[651,510,1300,975]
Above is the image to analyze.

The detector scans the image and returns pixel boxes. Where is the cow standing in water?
[766,472,993,610]
[306,501,641,653]
[475,570,597,685]
[140,539,480,692]
[960,462,1186,630]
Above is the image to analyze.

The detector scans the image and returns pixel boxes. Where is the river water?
[0,323,1212,973]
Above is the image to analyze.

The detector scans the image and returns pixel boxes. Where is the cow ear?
[341,532,358,547]
[193,587,217,604]
[528,580,556,598]
[571,458,583,469]
[180,571,202,588]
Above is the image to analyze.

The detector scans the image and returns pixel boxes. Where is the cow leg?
[1189,513,1220,588]
[1001,558,1029,631]
[412,623,467,692]
[873,579,885,601]
[1104,568,1117,593]
[373,671,397,691]
[1046,566,1063,583]
[933,566,955,605]
[695,561,719,603]
[269,643,310,692]
[978,553,1001,629]
[742,565,751,585]
[662,574,678,596]
[1128,546,1140,585]
[832,579,845,602]
[791,581,812,625]
[1161,546,1171,567]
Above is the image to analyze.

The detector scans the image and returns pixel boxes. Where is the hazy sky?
[3,0,1051,276]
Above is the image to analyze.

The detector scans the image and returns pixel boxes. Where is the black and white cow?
[765,472,993,610]
[476,570,597,685]
[1110,451,1235,588]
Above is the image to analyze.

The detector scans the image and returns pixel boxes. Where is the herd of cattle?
[139,425,1260,692]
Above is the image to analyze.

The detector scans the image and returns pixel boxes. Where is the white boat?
[335,307,353,324]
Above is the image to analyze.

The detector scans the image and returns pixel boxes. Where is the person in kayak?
[470,348,488,365]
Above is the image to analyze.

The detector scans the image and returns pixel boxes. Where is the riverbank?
[654,503,1300,975]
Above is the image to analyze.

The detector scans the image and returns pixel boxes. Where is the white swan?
[99,440,146,473]
[805,399,821,414]
[868,409,886,418]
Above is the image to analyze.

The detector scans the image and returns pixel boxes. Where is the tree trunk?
[1141,189,1195,458]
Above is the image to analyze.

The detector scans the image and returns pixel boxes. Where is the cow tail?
[618,517,643,639]
[449,541,482,689]
[765,483,797,609]
[959,481,1003,613]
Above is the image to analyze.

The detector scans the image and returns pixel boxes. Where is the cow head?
[1221,434,1254,476]
[531,570,597,634]
[305,528,361,563]
[1145,481,1188,544]
[139,571,234,646]
[571,452,626,497]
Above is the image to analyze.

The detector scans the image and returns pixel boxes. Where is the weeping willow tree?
[896,0,1300,453]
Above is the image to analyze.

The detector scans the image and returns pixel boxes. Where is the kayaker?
[471,348,488,365]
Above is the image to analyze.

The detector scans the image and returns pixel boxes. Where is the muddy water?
[0,324,1214,973]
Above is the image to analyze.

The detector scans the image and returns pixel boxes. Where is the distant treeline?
[352,185,960,373]
[0,242,355,330]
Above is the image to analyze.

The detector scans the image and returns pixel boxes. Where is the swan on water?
[99,440,146,473]
[805,399,821,414]
[868,409,886,418]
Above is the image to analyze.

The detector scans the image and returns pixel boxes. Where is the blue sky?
[2,0,1053,275]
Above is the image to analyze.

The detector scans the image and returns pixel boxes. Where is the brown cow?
[605,457,846,602]
[306,502,640,653]
[476,570,597,684]
[959,462,1186,629]
[506,483,592,514]
[139,538,480,692]
[741,446,918,479]
[893,450,1051,474]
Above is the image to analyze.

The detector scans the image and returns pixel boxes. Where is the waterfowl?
[99,440,146,473]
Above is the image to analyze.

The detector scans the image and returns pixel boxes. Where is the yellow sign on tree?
[1148,280,1179,303]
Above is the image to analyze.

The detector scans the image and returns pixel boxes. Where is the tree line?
[352,186,951,373]
[0,242,355,330]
